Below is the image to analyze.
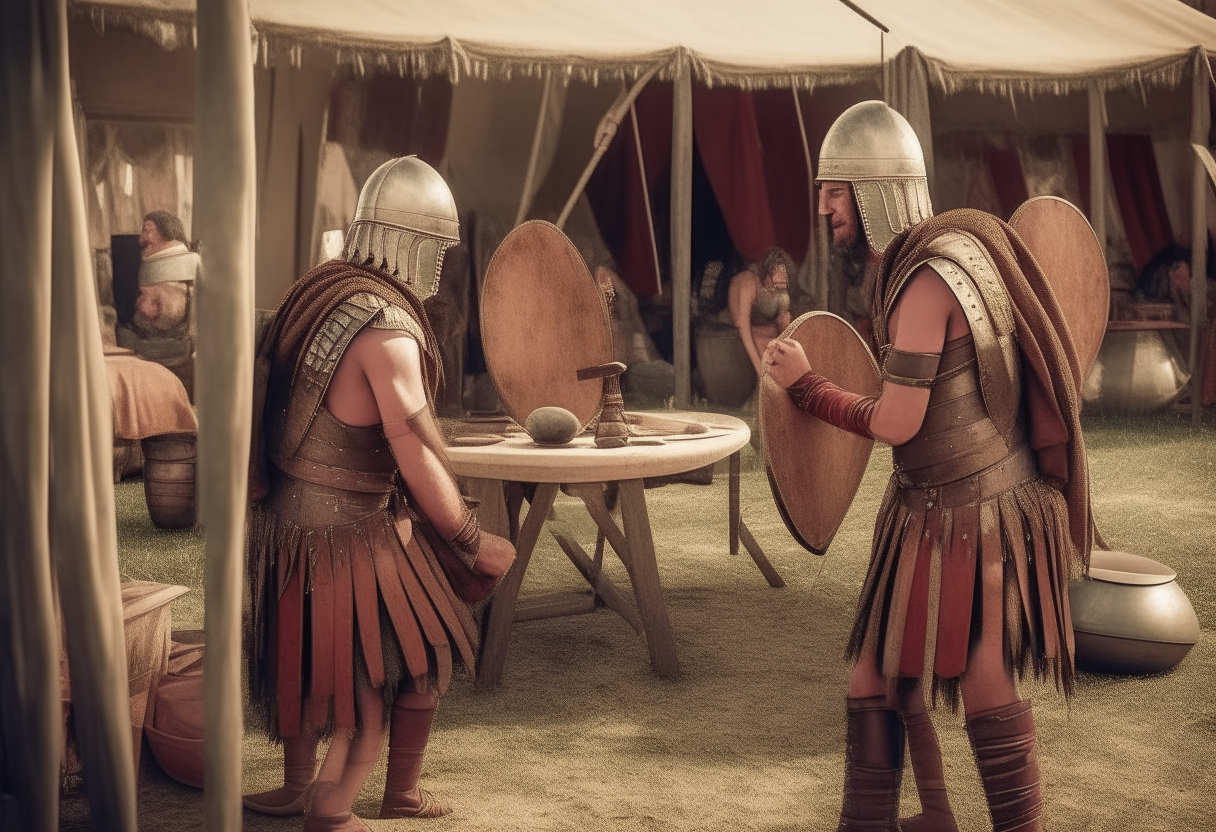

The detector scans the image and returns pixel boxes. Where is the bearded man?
[765,102,1091,832]
[242,156,515,831]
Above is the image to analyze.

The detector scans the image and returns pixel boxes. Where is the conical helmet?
[342,156,459,298]
[817,101,932,253]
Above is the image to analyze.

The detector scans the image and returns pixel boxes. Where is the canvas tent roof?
[73,0,1216,92]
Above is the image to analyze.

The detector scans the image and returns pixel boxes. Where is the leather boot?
[379,690,452,819]
[899,711,958,832]
[838,695,904,832]
[966,699,1042,832]
[242,732,318,815]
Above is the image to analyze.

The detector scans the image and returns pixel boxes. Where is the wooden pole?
[556,62,663,231]
[630,103,664,298]
[195,0,256,828]
[1190,48,1210,427]
[1088,82,1107,260]
[671,53,694,407]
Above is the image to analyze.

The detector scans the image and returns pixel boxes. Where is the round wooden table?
[447,411,777,683]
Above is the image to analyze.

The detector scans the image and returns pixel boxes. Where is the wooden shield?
[481,220,612,428]
[1009,196,1110,378]
[758,312,881,555]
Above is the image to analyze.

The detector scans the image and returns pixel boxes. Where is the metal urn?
[1069,549,1200,675]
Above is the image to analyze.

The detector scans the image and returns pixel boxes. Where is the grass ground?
[62,410,1215,831]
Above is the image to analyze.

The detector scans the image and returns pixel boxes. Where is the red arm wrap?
[786,370,877,439]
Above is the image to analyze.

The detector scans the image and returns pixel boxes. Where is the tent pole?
[195,0,257,829]
[0,3,67,829]
[47,0,140,825]
[1190,48,1211,427]
[1088,82,1107,260]
[671,52,693,407]
[515,70,552,228]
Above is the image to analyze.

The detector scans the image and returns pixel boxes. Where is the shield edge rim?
[479,219,612,429]
[757,310,880,556]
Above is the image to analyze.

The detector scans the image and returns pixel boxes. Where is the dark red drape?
[753,89,812,263]
[587,82,672,298]
[692,86,776,264]
[983,140,1029,221]
[1073,134,1175,270]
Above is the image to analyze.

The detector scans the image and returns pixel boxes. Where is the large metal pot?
[1069,550,1200,675]
[1082,326,1189,415]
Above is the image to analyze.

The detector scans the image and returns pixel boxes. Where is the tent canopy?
[73,0,1216,92]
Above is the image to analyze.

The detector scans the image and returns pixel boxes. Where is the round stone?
[524,406,582,445]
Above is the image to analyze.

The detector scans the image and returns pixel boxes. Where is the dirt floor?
[60,411,1215,831]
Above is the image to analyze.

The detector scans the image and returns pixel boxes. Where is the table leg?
[740,519,785,589]
[477,482,559,686]
[616,478,679,677]
[729,451,741,557]
[464,477,509,538]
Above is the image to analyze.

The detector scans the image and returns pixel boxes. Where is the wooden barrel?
[141,432,197,529]
[694,322,756,408]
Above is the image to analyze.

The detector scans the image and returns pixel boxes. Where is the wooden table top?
[446,411,749,484]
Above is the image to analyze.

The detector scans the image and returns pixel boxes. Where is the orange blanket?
[105,354,197,440]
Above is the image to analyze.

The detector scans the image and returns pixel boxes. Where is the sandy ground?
[59,412,1215,831]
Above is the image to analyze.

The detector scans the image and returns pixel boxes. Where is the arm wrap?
[448,508,481,567]
[787,370,877,439]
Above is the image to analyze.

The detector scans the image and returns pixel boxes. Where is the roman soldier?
[765,102,1092,832]
[243,156,515,830]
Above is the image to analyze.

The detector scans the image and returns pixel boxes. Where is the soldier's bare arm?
[341,327,468,538]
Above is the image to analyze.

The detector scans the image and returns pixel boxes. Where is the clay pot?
[145,634,206,788]
[141,432,197,529]
[694,323,756,409]
[1070,550,1200,675]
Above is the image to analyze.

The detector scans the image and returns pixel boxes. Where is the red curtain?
[1073,134,1175,270]
[692,86,776,263]
[587,84,814,295]
[587,82,672,298]
[983,141,1029,221]
[754,89,812,262]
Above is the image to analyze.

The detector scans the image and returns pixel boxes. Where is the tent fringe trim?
[72,2,1208,94]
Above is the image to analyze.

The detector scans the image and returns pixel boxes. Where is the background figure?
[117,209,200,397]
[1138,244,1216,406]
[727,246,794,376]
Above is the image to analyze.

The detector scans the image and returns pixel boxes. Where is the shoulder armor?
[301,292,387,375]
[367,302,427,345]
[919,233,1021,442]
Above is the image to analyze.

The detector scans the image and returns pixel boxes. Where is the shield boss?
[481,220,611,428]
[759,312,880,555]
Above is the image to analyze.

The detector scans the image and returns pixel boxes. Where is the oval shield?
[480,221,612,429]
[758,312,881,555]
[1010,196,1110,379]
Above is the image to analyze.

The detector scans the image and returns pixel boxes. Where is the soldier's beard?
[830,206,870,288]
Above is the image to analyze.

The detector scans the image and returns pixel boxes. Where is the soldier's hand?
[764,337,812,389]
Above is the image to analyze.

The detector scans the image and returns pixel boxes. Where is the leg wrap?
[900,711,958,832]
[966,699,1042,832]
[242,732,318,816]
[838,696,904,832]
[380,689,452,819]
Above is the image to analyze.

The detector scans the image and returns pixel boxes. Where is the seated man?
[118,210,201,396]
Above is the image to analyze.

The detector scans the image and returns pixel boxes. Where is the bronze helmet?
[817,101,932,253]
[342,156,459,298]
